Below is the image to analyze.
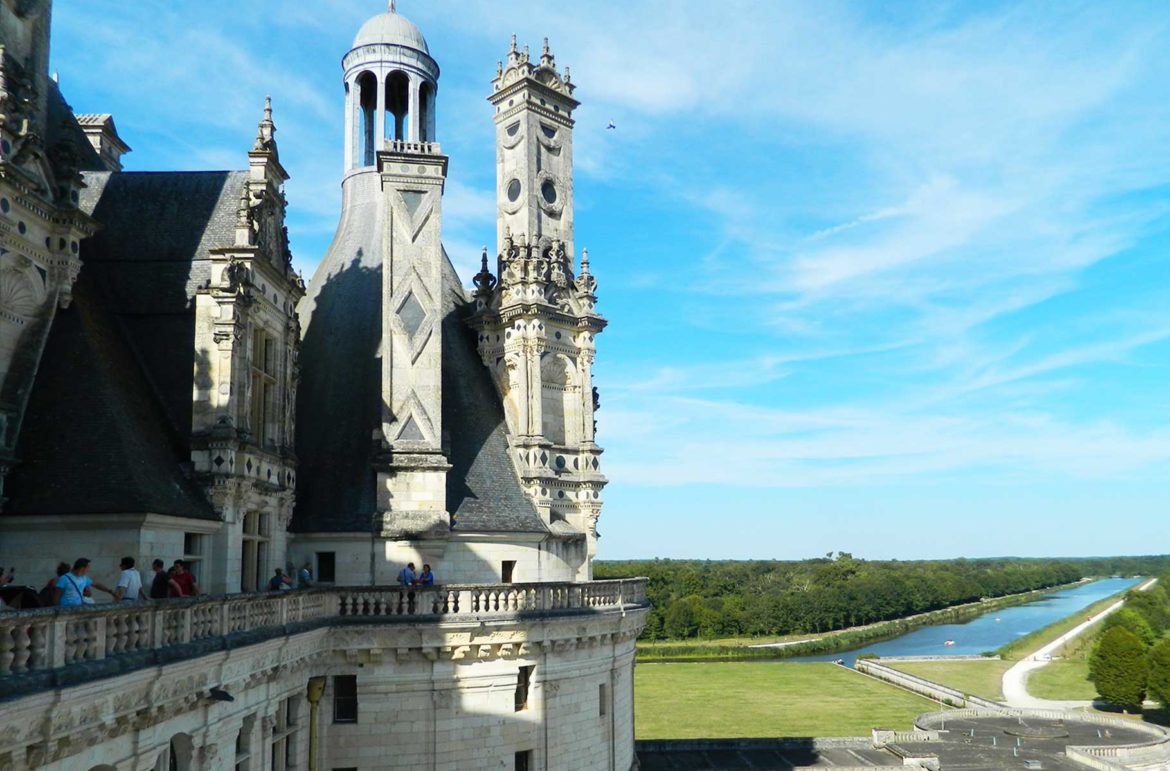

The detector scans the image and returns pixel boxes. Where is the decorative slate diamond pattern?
[398,291,426,339]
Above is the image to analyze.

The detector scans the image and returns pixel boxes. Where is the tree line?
[595,554,1170,642]
[1089,572,1170,712]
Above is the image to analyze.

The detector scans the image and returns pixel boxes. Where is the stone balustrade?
[384,138,442,155]
[0,579,647,680]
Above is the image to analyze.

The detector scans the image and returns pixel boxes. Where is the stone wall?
[855,659,997,710]
[0,513,221,595]
[289,533,584,586]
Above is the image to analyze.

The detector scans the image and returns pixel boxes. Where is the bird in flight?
[606,121,617,130]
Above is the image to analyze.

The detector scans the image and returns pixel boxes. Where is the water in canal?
[786,576,1141,666]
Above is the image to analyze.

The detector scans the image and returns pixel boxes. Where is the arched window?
[541,354,580,446]
[356,71,377,166]
[385,71,410,141]
[157,734,194,771]
[418,81,434,142]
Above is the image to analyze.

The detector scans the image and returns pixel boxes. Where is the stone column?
[375,72,387,149]
[407,76,420,143]
[579,350,595,443]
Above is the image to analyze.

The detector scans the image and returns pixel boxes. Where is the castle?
[0,1,647,768]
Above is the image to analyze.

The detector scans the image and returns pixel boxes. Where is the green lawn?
[1027,659,1096,700]
[885,659,1010,701]
[635,662,938,739]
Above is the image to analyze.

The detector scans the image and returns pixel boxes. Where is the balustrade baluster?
[108,614,125,654]
[29,621,47,669]
[0,625,16,675]
[10,624,30,672]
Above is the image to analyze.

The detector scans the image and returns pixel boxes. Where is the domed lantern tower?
[297,1,454,570]
[343,0,439,169]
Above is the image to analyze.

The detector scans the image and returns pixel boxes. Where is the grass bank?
[637,581,1086,663]
[884,659,1010,702]
[635,662,936,739]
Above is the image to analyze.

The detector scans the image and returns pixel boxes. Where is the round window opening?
[541,180,557,205]
[507,179,522,202]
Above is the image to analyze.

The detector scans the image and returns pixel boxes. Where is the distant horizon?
[49,1,1170,559]
[595,552,1170,563]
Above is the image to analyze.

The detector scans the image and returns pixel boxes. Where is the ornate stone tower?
[297,2,454,574]
[490,35,577,259]
[348,3,450,540]
[0,0,99,509]
[472,38,606,574]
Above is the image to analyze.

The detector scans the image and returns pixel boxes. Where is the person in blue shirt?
[418,564,435,587]
[398,562,416,587]
[54,558,114,607]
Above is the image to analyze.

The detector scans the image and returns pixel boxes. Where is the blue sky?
[51,1,1170,561]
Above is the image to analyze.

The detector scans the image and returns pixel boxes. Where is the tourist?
[298,561,313,589]
[268,568,292,591]
[149,559,176,600]
[40,562,70,605]
[418,564,435,587]
[170,560,199,597]
[54,558,114,607]
[1,566,13,585]
[112,557,144,602]
[398,562,416,587]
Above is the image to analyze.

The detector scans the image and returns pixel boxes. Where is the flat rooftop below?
[638,712,1167,770]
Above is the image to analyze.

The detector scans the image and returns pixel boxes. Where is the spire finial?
[510,34,518,53]
[581,248,590,273]
[254,95,277,153]
[473,245,497,297]
[543,37,550,55]
[389,0,396,13]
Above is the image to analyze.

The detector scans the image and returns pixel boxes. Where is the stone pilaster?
[375,142,451,539]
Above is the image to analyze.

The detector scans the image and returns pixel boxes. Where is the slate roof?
[4,269,215,519]
[79,171,245,438]
[438,258,547,533]
[3,171,246,520]
[46,80,104,172]
[294,189,546,534]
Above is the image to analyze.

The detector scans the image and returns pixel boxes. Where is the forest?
[1088,570,1170,711]
[595,554,1170,641]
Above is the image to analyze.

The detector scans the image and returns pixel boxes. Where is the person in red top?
[169,560,199,597]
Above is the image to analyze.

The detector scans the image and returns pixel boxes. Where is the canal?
[786,576,1141,666]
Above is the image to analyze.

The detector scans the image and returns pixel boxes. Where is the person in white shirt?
[113,556,144,602]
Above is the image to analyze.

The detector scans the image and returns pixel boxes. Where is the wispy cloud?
[49,1,1170,557]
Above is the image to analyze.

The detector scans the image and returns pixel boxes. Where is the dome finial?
[388,0,396,12]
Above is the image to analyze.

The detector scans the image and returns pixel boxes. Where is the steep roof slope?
[3,171,245,519]
[294,176,545,533]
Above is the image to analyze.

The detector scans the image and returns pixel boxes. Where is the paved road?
[1001,578,1158,710]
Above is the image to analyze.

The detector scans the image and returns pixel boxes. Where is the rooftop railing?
[0,579,647,681]
[383,139,442,155]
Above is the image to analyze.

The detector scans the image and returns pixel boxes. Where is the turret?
[472,38,605,577]
[296,2,452,573]
[343,0,439,170]
[488,35,578,258]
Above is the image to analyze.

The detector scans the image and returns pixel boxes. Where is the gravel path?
[1000,578,1157,710]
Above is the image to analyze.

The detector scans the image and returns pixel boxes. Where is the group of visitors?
[267,561,315,591]
[397,562,436,587]
[39,557,200,607]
